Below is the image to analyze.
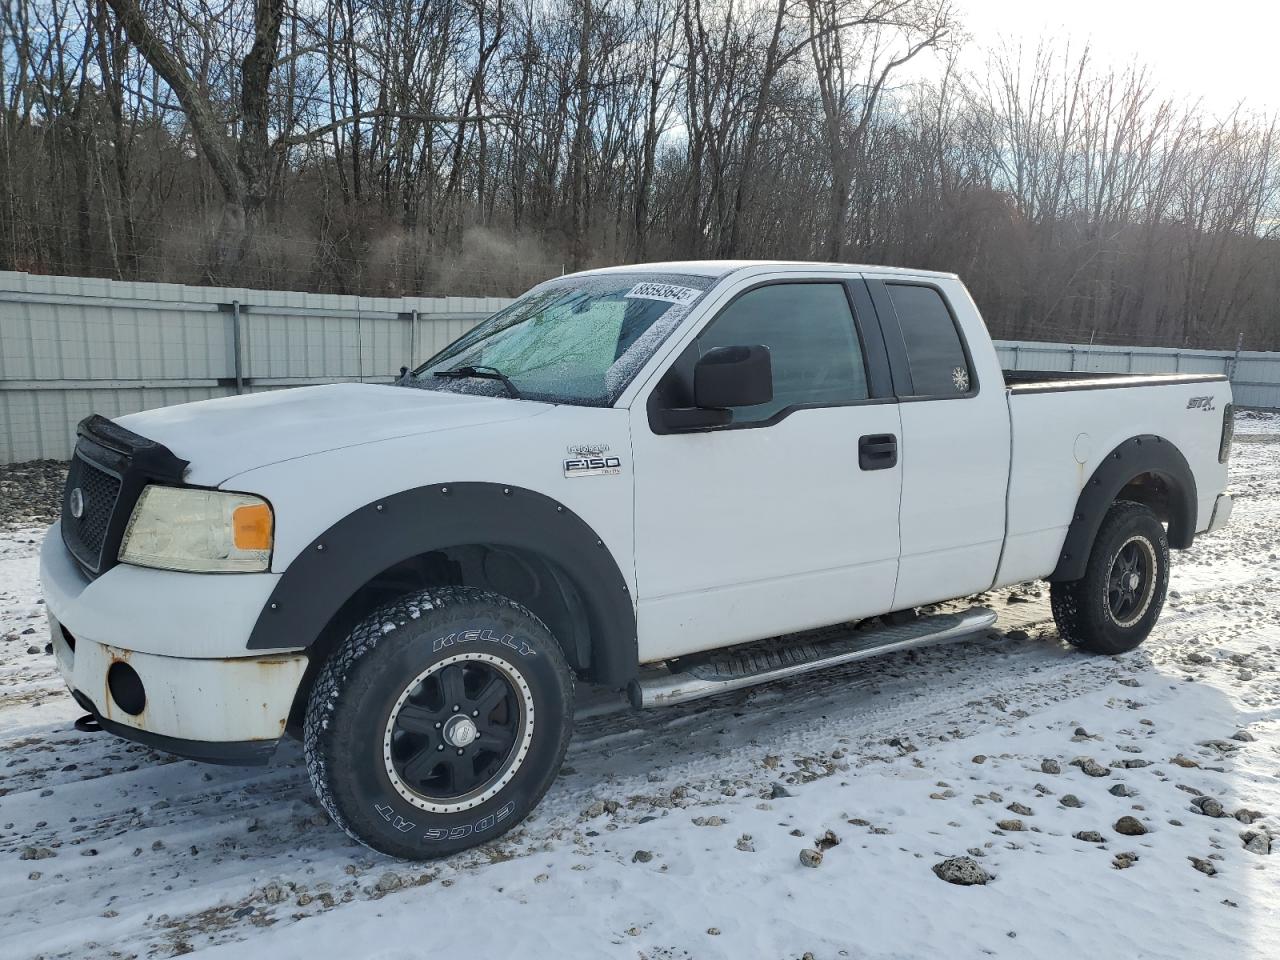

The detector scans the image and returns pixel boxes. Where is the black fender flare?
[247,483,637,685]
[1049,434,1197,582]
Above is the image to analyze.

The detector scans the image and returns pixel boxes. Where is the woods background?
[2,0,1278,349]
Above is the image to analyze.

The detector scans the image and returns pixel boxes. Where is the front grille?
[59,415,189,578]
[62,454,124,573]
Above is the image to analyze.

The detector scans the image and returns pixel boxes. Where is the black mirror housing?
[694,345,773,409]
[655,344,773,433]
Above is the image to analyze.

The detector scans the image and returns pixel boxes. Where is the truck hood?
[116,383,547,486]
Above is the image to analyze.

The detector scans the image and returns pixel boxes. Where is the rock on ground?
[932,857,993,886]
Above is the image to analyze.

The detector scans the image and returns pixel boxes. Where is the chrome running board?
[628,607,997,708]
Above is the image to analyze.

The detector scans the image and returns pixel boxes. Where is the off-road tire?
[1051,501,1169,655]
[304,586,574,859]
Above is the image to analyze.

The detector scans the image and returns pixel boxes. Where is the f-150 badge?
[564,453,622,477]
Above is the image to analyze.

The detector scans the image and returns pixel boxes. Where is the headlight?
[119,486,273,573]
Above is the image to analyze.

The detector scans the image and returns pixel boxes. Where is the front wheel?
[304,586,574,859]
[1051,501,1170,655]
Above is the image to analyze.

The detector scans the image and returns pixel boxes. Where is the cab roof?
[567,259,959,281]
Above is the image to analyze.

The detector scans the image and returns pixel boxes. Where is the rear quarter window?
[886,283,973,398]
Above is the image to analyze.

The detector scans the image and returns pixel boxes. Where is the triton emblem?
[69,487,85,519]
[566,442,610,456]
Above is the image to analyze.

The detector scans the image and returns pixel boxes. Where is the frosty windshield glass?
[406,273,715,406]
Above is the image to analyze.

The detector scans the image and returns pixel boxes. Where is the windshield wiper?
[432,364,522,399]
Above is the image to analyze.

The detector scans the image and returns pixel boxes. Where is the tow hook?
[74,714,103,733]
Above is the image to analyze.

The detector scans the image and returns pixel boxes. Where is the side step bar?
[628,607,997,708]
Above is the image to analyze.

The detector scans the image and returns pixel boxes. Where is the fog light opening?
[107,661,146,716]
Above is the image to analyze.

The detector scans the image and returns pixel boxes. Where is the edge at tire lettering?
[421,801,517,842]
[374,803,416,833]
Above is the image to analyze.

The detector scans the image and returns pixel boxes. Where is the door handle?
[859,433,898,470]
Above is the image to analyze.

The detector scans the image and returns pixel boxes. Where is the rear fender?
[1050,435,1196,582]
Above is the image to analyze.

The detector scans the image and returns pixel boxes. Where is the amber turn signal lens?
[232,502,273,551]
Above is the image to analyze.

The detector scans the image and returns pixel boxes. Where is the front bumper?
[50,613,308,762]
[42,525,309,764]
[71,695,281,765]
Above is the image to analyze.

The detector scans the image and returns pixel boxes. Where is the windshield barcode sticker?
[624,282,702,305]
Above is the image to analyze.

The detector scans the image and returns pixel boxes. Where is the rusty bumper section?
[51,612,309,764]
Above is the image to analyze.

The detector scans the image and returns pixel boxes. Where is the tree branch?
[272,109,513,151]
[104,0,243,203]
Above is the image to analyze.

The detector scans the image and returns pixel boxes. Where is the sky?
[953,0,1280,116]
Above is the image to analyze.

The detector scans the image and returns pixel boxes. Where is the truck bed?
[997,368,1231,591]
[1003,370,1228,394]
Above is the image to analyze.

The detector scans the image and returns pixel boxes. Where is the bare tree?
[2,0,1278,347]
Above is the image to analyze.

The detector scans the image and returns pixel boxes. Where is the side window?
[885,284,973,397]
[697,283,868,424]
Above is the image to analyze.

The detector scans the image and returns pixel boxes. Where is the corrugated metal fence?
[1,269,1277,463]
[0,271,509,462]
[996,340,1280,409]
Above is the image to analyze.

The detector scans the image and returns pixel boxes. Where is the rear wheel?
[1051,501,1169,655]
[304,586,574,859]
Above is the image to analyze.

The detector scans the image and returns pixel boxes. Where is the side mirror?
[695,345,773,409]
[661,344,773,432]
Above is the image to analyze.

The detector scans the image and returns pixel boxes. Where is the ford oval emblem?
[69,487,85,519]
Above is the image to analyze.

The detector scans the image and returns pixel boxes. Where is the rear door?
[864,277,1010,609]
[628,274,903,662]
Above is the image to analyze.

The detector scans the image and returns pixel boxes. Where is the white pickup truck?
[40,260,1234,858]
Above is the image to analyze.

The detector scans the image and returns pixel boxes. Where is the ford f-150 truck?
[40,260,1234,858]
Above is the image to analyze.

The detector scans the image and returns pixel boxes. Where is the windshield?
[405,272,716,406]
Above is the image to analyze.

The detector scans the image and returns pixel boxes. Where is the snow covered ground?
[2,411,1278,960]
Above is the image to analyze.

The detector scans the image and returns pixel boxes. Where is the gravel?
[1191,797,1228,819]
[932,856,993,886]
[0,460,65,531]
[1241,832,1272,856]
[1188,857,1217,877]
[375,872,403,894]
[1070,757,1110,778]
[1114,816,1148,837]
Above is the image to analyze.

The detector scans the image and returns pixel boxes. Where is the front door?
[629,276,903,663]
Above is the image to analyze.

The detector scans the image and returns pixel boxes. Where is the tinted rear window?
[886,284,973,397]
